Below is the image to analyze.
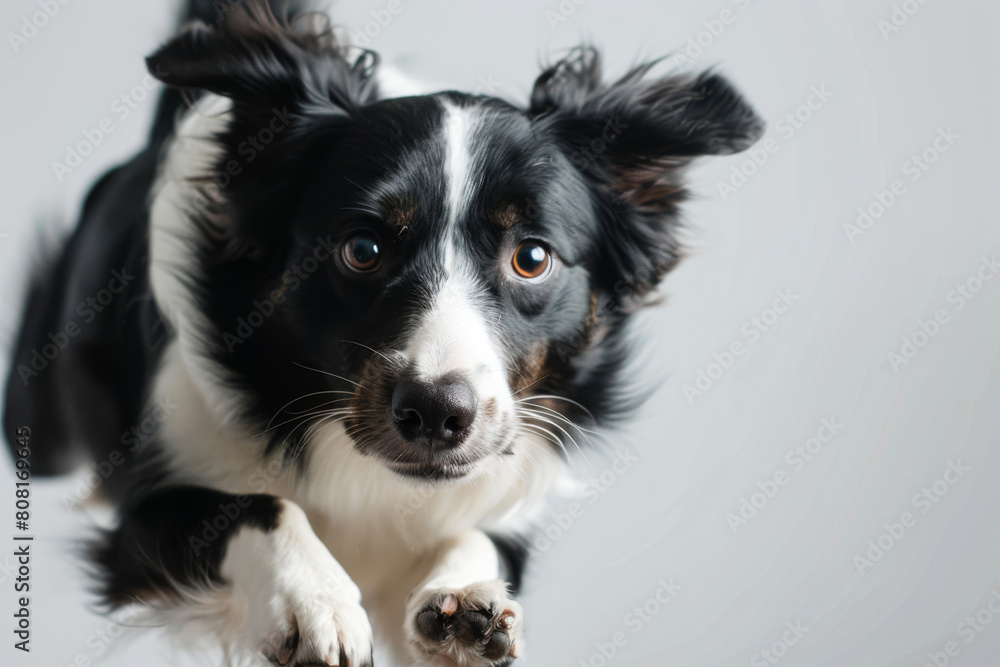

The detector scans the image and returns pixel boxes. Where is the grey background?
[2,0,999,665]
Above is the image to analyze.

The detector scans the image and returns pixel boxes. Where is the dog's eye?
[511,242,551,280]
[342,233,381,272]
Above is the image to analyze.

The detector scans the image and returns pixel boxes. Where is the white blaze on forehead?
[441,101,478,274]
[406,276,499,379]
[401,101,509,403]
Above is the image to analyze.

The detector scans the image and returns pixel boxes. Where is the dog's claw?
[273,629,298,665]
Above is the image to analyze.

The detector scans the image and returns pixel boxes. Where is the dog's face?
[150,8,761,481]
[260,94,600,480]
[296,94,600,480]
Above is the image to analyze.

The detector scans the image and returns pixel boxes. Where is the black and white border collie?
[3,1,762,664]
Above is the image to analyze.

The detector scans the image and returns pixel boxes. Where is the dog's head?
[148,4,762,481]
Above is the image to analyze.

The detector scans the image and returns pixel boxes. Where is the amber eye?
[512,242,551,280]
[342,233,381,272]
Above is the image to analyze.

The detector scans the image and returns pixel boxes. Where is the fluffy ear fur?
[145,1,380,253]
[146,3,378,116]
[531,47,764,299]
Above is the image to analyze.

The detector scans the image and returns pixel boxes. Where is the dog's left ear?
[531,47,763,206]
[530,48,763,295]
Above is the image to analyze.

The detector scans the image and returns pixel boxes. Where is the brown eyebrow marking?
[383,196,416,231]
[493,202,521,230]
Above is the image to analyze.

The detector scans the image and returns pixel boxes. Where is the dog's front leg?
[93,486,373,666]
[224,498,374,666]
[405,530,523,666]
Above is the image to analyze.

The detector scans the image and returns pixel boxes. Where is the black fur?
[90,487,283,606]
[488,532,530,595]
[2,146,166,494]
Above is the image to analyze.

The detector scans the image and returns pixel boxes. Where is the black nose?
[391,377,478,449]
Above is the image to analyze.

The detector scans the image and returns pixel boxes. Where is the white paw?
[243,578,373,666]
[224,503,373,666]
[406,579,523,666]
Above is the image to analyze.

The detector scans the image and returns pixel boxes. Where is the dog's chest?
[149,342,561,582]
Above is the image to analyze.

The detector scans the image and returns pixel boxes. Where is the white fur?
[413,531,500,594]
[221,500,373,665]
[151,342,292,494]
[405,531,524,665]
[441,102,477,274]
[402,273,513,423]
[148,94,246,425]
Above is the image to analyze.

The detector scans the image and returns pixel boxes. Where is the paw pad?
[413,589,520,665]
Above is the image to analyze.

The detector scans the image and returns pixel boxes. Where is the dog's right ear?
[145,5,380,254]
[146,6,378,117]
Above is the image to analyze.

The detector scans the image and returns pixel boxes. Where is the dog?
[2,1,762,664]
